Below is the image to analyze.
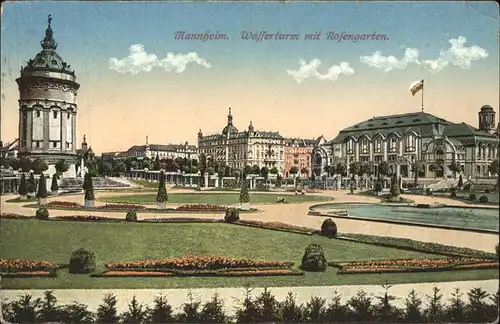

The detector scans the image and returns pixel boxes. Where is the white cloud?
[359,48,419,72]
[109,44,211,75]
[419,36,488,73]
[286,59,354,83]
[359,36,488,74]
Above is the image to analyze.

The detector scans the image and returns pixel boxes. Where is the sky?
[1,1,499,154]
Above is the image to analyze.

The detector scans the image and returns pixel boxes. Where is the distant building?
[312,106,499,178]
[0,139,19,159]
[283,137,319,177]
[16,16,80,177]
[198,108,285,173]
[114,138,198,161]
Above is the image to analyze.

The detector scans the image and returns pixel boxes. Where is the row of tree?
[2,157,69,175]
[3,286,498,323]
[17,173,59,200]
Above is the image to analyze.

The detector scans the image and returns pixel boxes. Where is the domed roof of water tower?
[19,15,76,77]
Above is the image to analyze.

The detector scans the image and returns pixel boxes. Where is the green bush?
[50,174,59,193]
[321,218,338,237]
[36,173,48,199]
[35,207,49,220]
[156,172,168,203]
[83,173,95,201]
[239,180,250,203]
[469,193,476,201]
[28,173,37,194]
[301,244,327,272]
[125,210,138,222]
[224,208,240,222]
[18,173,28,196]
[69,248,96,274]
[495,244,499,259]
[478,195,488,203]
[450,187,457,198]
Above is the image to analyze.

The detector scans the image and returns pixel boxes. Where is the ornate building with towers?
[198,108,285,173]
[16,15,80,176]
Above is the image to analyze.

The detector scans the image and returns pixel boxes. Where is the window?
[361,138,369,154]
[374,137,382,153]
[67,112,71,119]
[53,111,58,119]
[347,139,355,154]
[53,142,57,148]
[405,134,416,152]
[36,110,41,118]
[389,137,398,152]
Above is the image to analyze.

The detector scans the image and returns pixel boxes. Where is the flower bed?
[98,203,146,210]
[0,259,57,273]
[141,218,222,223]
[0,213,30,219]
[95,268,302,277]
[331,257,499,274]
[235,220,317,234]
[105,256,294,271]
[46,201,82,208]
[0,271,53,278]
[176,204,227,212]
[337,233,498,259]
[53,215,121,222]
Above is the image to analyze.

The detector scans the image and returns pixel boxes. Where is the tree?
[114,161,127,174]
[335,163,347,177]
[156,172,168,207]
[239,179,250,209]
[390,173,400,199]
[55,159,69,175]
[96,294,119,323]
[243,165,252,175]
[488,159,499,175]
[260,166,269,181]
[121,296,148,323]
[269,166,278,174]
[27,173,37,194]
[360,162,372,176]
[424,286,444,322]
[411,161,424,186]
[199,293,227,323]
[224,165,232,177]
[448,160,461,179]
[251,164,261,175]
[404,290,424,322]
[32,158,48,175]
[300,167,309,176]
[323,165,332,177]
[374,285,400,322]
[378,161,390,177]
[38,291,59,323]
[153,154,161,171]
[458,174,463,189]
[147,295,174,323]
[19,156,32,173]
[101,162,113,176]
[50,174,59,193]
[349,162,361,177]
[36,173,48,202]
[18,173,28,197]
[83,173,95,205]
[446,288,466,323]
[290,166,299,176]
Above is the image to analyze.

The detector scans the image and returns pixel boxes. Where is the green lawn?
[1,219,497,289]
[100,192,333,205]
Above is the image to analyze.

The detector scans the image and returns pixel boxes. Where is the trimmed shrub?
[50,174,59,193]
[239,180,250,203]
[224,208,240,222]
[469,193,476,201]
[321,218,338,237]
[28,173,37,194]
[426,188,433,196]
[83,173,95,201]
[35,207,49,220]
[156,172,168,203]
[36,173,48,199]
[478,195,488,203]
[301,244,327,272]
[125,210,138,222]
[450,187,457,198]
[496,244,499,259]
[18,173,28,196]
[69,248,96,274]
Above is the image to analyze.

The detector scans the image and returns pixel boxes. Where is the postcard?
[0,1,499,323]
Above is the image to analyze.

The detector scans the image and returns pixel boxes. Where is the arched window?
[361,138,369,153]
[405,134,416,152]
[315,153,322,165]
[389,136,398,152]
[374,137,382,153]
[53,111,58,119]
[347,138,355,154]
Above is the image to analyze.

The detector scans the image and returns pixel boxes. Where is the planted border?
[0,259,58,277]
[233,220,317,235]
[330,257,499,274]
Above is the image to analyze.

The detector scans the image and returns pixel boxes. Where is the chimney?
[146,135,148,145]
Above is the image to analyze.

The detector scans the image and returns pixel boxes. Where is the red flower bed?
[98,203,146,210]
[105,256,294,271]
[46,201,82,208]
[54,215,119,222]
[236,220,316,234]
[0,259,57,273]
[0,213,30,219]
[100,270,175,277]
[333,257,499,274]
[176,204,227,211]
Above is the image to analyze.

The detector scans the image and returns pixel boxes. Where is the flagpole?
[421,80,424,112]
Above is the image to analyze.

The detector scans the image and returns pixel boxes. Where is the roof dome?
[21,15,75,75]
[222,124,238,135]
[480,105,494,111]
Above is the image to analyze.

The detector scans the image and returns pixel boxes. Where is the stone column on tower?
[43,108,50,150]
